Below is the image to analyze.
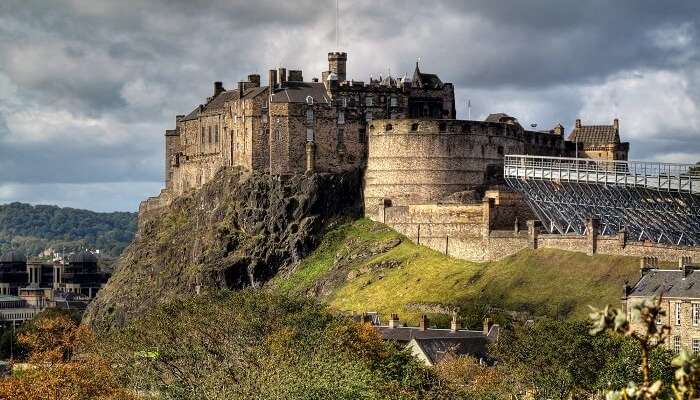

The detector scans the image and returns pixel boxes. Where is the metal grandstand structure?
[504,155,700,246]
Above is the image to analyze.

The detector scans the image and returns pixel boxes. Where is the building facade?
[623,257,700,353]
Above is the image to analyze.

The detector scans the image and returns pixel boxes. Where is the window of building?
[365,96,374,107]
[694,304,700,326]
[201,127,205,144]
[439,122,447,132]
[337,128,344,144]
[306,109,314,124]
[359,128,366,144]
[411,123,419,132]
[366,112,373,122]
[337,111,345,125]
[306,128,314,142]
[208,126,213,144]
[262,113,268,124]
[674,336,682,354]
[676,303,682,326]
[390,96,398,107]
[694,338,700,354]
[215,126,219,144]
[385,124,393,131]
[380,96,386,104]
[497,146,504,156]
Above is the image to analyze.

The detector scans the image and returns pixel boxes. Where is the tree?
[590,297,700,399]
[0,313,136,400]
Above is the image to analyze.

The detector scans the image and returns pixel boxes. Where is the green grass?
[274,218,643,325]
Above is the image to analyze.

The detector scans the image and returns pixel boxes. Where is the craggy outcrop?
[84,167,361,331]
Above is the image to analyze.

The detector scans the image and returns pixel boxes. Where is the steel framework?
[504,155,700,246]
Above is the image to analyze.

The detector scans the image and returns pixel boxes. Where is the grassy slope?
[273,218,642,325]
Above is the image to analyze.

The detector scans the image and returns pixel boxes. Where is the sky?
[0,0,699,212]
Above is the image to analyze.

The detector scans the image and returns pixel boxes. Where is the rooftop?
[627,267,700,299]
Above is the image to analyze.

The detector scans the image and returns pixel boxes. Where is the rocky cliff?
[84,167,362,330]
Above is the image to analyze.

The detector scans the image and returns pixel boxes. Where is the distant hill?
[0,202,137,258]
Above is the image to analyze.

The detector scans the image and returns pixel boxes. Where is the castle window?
[439,122,447,132]
[390,96,398,107]
[306,128,314,142]
[385,124,393,131]
[365,96,374,107]
[411,123,419,132]
[497,146,504,156]
[306,109,314,124]
[359,128,366,144]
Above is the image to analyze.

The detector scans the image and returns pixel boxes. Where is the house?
[374,313,499,366]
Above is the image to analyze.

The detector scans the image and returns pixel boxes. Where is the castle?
[143,51,700,263]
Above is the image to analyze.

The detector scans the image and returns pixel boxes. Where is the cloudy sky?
[0,1,699,212]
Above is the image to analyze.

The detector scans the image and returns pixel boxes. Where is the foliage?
[590,297,700,399]
[0,313,136,400]
[0,202,136,257]
[275,218,642,325]
[98,289,437,399]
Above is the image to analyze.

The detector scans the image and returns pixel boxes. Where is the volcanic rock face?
[84,167,361,330]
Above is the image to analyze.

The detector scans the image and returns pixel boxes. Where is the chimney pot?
[575,118,582,128]
[238,81,244,97]
[247,74,260,87]
[388,313,400,329]
[613,118,619,131]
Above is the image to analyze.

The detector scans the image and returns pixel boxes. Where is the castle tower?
[328,52,347,82]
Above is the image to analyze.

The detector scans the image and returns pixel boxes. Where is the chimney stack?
[388,313,400,329]
[278,67,287,88]
[483,317,492,335]
[214,81,224,97]
[238,81,245,97]
[288,70,303,82]
[268,69,278,90]
[680,256,693,270]
[613,118,619,131]
[553,123,564,136]
[450,313,461,332]
[328,52,347,82]
[248,74,260,87]
[575,118,582,128]
[419,315,429,331]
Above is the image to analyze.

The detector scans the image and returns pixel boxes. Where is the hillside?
[272,218,643,326]
[0,202,137,257]
[84,167,362,330]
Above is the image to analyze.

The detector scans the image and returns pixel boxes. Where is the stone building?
[161,52,456,198]
[0,251,108,301]
[623,257,700,353]
[568,118,629,161]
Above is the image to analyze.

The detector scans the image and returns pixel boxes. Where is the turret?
[328,52,347,82]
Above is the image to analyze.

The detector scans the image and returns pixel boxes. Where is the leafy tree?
[98,289,436,399]
[590,297,700,399]
[0,313,136,400]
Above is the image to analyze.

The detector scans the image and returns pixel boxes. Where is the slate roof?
[0,251,26,263]
[412,64,443,89]
[628,269,700,299]
[411,337,490,365]
[270,82,331,104]
[568,125,620,144]
[181,87,270,121]
[376,326,489,342]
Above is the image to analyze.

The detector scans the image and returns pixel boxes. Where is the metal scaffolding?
[504,155,700,246]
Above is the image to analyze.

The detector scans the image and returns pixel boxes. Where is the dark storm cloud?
[0,0,698,211]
